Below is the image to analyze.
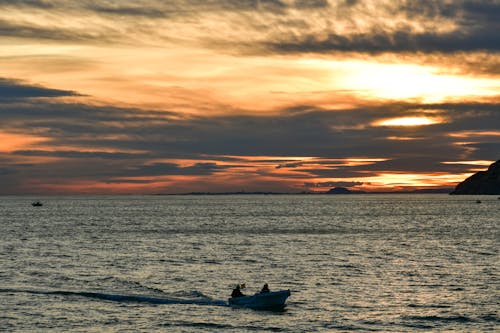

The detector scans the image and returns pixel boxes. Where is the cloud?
[294,0,329,9]
[260,0,500,54]
[0,0,53,9]
[304,181,363,188]
[1,0,498,60]
[85,4,170,18]
[217,1,500,56]
[276,162,304,169]
[297,158,455,179]
[0,19,102,42]
[1,94,498,159]
[262,28,500,54]
[126,162,231,177]
[0,78,79,100]
[0,77,498,193]
[0,166,16,176]
[12,150,147,160]
[0,1,497,194]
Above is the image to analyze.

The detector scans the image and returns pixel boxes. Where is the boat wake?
[0,288,227,307]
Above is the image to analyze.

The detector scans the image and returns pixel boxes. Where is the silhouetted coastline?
[155,187,454,195]
[450,160,500,194]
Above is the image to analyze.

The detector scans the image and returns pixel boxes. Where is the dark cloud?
[464,1,500,22]
[400,0,499,25]
[0,78,79,100]
[0,167,16,176]
[0,19,111,42]
[1,96,498,160]
[343,0,358,7]
[127,162,231,177]
[0,0,53,8]
[462,142,500,160]
[0,0,291,18]
[0,78,498,193]
[304,181,363,188]
[184,0,287,13]
[105,178,156,184]
[84,0,300,19]
[12,150,148,160]
[294,0,329,9]
[85,4,170,18]
[276,162,304,169]
[296,156,477,179]
[0,0,321,14]
[243,0,500,54]
[1,0,498,57]
[262,27,500,54]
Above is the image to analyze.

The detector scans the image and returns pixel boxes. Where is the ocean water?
[0,194,498,332]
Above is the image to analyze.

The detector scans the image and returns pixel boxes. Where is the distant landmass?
[326,187,352,194]
[164,187,454,195]
[326,187,365,194]
[156,167,500,196]
[176,191,285,195]
[325,187,452,194]
[450,160,500,194]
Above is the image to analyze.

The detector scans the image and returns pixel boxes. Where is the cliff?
[450,160,500,194]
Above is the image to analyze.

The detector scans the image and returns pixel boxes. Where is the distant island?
[325,187,452,194]
[326,187,365,194]
[160,187,454,196]
[154,161,500,197]
[450,159,500,194]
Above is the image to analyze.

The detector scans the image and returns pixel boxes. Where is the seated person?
[231,285,245,298]
[260,283,270,293]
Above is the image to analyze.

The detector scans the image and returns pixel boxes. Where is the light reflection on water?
[0,194,498,332]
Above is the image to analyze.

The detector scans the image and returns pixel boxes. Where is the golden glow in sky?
[0,0,498,194]
[343,62,498,102]
[375,117,442,127]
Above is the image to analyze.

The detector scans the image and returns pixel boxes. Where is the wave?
[95,276,167,294]
[0,288,227,306]
[402,314,474,323]
[402,313,499,326]
[162,321,285,331]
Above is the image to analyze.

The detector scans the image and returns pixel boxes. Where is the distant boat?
[31,201,43,207]
[228,290,291,310]
[476,200,482,204]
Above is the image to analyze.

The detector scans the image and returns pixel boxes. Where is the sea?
[0,194,498,332]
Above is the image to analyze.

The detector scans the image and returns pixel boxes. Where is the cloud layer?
[0,0,498,193]
[1,77,498,193]
[1,0,499,54]
[0,78,78,100]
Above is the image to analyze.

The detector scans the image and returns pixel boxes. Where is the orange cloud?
[0,132,48,152]
[447,131,500,138]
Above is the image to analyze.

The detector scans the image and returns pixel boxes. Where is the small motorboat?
[228,290,291,310]
[31,201,43,207]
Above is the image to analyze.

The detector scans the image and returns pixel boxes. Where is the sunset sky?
[0,0,499,194]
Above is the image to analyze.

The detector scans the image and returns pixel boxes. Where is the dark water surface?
[1,194,498,332]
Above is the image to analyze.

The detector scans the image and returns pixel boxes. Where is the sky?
[0,0,499,194]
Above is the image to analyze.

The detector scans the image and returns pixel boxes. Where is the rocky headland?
[450,160,500,194]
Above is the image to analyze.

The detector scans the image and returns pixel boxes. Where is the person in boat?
[260,283,270,293]
[231,284,245,298]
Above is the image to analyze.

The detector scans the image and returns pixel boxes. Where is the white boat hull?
[228,290,291,310]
